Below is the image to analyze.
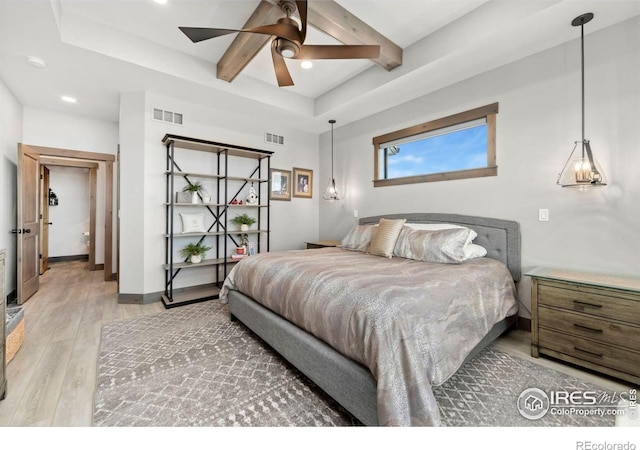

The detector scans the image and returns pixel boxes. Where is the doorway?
[40,161,98,273]
[16,143,115,305]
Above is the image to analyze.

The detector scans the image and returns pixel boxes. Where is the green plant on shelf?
[179,242,211,264]
[182,181,205,194]
[231,213,257,227]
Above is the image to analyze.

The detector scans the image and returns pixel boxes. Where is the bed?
[220,213,521,426]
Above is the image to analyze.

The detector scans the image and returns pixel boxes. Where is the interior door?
[39,165,50,274]
[17,144,40,304]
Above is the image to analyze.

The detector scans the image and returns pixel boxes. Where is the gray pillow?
[339,225,377,252]
[394,227,474,263]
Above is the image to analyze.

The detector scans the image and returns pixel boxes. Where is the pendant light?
[557,13,607,189]
[323,119,340,202]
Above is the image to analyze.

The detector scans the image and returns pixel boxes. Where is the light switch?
[353,209,359,218]
[538,209,549,222]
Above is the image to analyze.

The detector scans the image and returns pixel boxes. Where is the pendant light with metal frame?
[557,12,607,189]
[323,119,340,202]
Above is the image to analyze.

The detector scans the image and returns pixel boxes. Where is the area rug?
[93,301,616,427]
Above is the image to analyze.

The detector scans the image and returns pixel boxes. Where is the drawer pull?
[574,346,603,358]
[573,323,603,334]
[573,300,603,309]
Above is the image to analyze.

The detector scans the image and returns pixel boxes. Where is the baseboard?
[118,292,162,305]
[49,254,89,263]
[118,284,215,305]
[517,316,531,332]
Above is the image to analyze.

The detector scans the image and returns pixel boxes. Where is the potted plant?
[180,242,211,264]
[231,213,257,232]
[182,181,206,204]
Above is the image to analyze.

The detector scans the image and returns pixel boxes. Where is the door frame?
[40,157,99,271]
[20,144,116,282]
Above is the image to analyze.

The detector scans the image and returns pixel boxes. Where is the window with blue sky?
[373,103,498,187]
[382,123,488,179]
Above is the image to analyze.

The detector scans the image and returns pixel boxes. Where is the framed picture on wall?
[270,168,292,201]
[293,167,313,199]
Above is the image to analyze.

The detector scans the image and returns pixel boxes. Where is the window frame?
[372,103,498,187]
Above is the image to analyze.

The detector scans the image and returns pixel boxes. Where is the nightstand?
[527,267,640,385]
[305,240,341,249]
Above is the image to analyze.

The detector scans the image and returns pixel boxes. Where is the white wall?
[47,166,90,257]
[318,17,640,318]
[0,77,22,299]
[119,91,319,295]
[22,107,118,267]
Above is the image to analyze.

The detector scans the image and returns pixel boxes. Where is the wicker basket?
[6,307,24,364]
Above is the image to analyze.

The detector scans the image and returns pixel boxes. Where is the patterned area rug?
[93,301,616,427]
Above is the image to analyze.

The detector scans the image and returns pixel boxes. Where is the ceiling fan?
[179,0,381,87]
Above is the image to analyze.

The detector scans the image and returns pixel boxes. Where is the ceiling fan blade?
[179,27,239,43]
[271,41,294,87]
[296,0,308,43]
[296,45,381,60]
[180,23,301,44]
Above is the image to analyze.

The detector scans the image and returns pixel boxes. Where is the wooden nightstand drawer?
[539,328,640,379]
[538,306,640,350]
[529,267,640,385]
[538,283,640,326]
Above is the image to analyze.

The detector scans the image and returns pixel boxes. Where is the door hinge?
[40,214,43,219]
[39,254,42,260]
[40,174,43,180]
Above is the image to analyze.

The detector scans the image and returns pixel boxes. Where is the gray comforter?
[219,248,518,426]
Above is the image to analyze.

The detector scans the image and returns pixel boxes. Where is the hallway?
[0,261,162,426]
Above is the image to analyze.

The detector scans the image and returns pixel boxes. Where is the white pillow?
[404,223,487,260]
[179,213,206,233]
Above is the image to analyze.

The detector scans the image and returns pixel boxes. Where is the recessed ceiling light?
[61,96,77,104]
[153,0,168,4]
[27,56,46,68]
[300,60,313,69]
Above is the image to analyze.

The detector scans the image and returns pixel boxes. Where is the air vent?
[152,108,183,126]
[265,132,284,145]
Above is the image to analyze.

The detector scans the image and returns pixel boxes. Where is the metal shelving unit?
[162,134,272,308]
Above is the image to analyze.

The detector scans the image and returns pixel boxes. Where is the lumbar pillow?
[367,218,406,258]
[179,213,206,233]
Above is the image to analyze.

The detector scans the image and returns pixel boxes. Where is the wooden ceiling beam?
[307,1,402,71]
[216,1,284,83]
[216,0,402,83]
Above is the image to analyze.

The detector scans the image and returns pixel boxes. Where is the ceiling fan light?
[300,60,313,69]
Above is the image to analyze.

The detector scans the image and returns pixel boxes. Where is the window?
[373,103,498,187]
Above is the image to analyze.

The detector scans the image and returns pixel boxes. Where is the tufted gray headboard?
[360,213,521,281]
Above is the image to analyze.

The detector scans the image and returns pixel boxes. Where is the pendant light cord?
[581,20,586,158]
[329,119,336,180]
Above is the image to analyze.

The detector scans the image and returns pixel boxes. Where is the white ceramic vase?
[240,224,249,232]
[190,254,202,264]
[191,191,199,204]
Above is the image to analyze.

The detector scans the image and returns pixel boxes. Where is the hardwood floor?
[0,260,632,426]
[0,261,163,426]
